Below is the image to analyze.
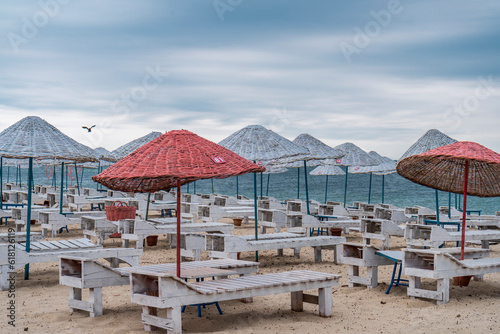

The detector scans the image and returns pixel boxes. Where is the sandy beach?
[2,215,500,334]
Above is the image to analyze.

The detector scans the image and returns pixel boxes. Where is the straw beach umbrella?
[111,131,162,160]
[93,129,265,277]
[309,164,345,203]
[290,134,344,211]
[398,129,458,222]
[0,116,97,278]
[397,141,500,262]
[332,142,378,206]
[349,151,396,203]
[219,125,309,254]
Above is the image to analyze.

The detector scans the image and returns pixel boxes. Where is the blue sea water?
[4,165,500,215]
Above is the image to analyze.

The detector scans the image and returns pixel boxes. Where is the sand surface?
[2,216,500,334]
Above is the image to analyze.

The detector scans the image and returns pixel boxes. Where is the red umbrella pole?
[461,160,469,260]
[176,179,181,278]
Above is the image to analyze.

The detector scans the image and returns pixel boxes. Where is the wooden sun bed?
[205,233,345,263]
[405,224,500,249]
[59,258,259,317]
[403,247,493,304]
[129,269,340,333]
[0,238,142,290]
[361,218,405,250]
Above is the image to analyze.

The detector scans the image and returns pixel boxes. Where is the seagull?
[82,125,96,132]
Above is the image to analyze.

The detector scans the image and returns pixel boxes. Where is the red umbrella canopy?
[396,141,500,197]
[93,129,266,192]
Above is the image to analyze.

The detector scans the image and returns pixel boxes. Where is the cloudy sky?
[1,0,499,159]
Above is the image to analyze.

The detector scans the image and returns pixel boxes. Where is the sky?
[1,0,499,159]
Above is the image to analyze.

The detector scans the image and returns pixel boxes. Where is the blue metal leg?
[215,302,223,315]
[385,262,398,294]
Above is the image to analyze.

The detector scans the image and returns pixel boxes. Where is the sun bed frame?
[403,247,494,304]
[0,238,142,290]
[205,233,345,263]
[59,258,259,317]
[129,269,340,333]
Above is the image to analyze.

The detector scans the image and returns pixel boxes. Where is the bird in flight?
[82,125,96,132]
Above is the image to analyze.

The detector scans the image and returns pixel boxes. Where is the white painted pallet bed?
[118,219,234,249]
[59,258,259,317]
[129,269,340,333]
[205,233,345,263]
[0,238,142,290]
[341,243,394,288]
[403,247,494,304]
[405,224,500,249]
[361,218,405,250]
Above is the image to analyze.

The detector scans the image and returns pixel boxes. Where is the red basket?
[105,201,136,221]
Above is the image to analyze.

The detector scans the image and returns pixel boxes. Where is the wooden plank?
[303,293,319,305]
[49,240,70,249]
[141,314,173,331]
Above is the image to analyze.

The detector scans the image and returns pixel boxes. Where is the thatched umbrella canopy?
[398,129,457,161]
[94,129,265,276]
[0,116,97,279]
[331,142,378,206]
[309,164,346,203]
[111,131,162,160]
[219,125,310,242]
[93,147,117,163]
[397,141,500,261]
[398,129,458,220]
[219,125,310,163]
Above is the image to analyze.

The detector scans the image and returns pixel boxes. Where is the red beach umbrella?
[93,130,265,277]
[396,141,500,260]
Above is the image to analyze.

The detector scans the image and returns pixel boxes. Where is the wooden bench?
[205,233,345,263]
[0,238,142,290]
[130,269,340,333]
[403,247,492,304]
[360,218,405,250]
[341,243,394,289]
[405,224,500,249]
[59,258,259,317]
[80,215,118,245]
[119,219,234,249]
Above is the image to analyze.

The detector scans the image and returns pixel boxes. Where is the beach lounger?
[403,248,494,304]
[405,224,500,249]
[361,218,405,250]
[59,258,259,317]
[0,238,142,290]
[129,269,340,333]
[205,233,345,263]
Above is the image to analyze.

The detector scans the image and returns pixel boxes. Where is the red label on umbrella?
[257,161,263,166]
[211,156,226,164]
[336,159,342,164]
[354,167,359,170]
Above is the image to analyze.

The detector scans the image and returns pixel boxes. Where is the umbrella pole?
[60,162,65,215]
[448,192,451,219]
[236,175,239,198]
[303,161,310,214]
[211,179,214,194]
[24,157,33,280]
[368,172,373,204]
[194,180,196,194]
[74,162,81,196]
[96,161,100,190]
[297,167,300,199]
[176,180,181,278]
[461,161,469,260]
[343,168,349,207]
[260,172,263,199]
[253,170,258,261]
[145,192,151,221]
[0,157,3,210]
[7,165,9,183]
[266,173,270,197]
[187,183,189,193]
[324,174,329,204]
[435,189,440,225]
[382,174,385,203]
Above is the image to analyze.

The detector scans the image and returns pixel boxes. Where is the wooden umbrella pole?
[461,160,469,261]
[368,172,372,204]
[176,180,181,278]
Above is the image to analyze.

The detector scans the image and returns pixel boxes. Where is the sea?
[4,164,499,216]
